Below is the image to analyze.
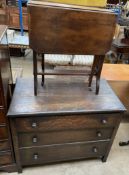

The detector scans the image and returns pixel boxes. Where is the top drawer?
[15,114,120,132]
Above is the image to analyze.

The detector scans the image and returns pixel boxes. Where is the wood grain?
[28,2,116,54]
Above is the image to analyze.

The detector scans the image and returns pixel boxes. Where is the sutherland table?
[7,78,126,173]
[28,0,116,95]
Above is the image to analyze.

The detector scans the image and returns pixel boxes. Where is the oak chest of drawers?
[8,78,126,173]
[0,25,16,172]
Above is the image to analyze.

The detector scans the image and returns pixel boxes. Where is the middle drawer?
[18,128,113,148]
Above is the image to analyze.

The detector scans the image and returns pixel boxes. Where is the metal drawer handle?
[97,131,102,137]
[101,119,107,124]
[32,136,38,143]
[31,122,37,128]
[33,153,39,160]
[93,147,98,153]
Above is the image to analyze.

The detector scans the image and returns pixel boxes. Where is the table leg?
[41,53,44,86]
[88,55,104,95]
[33,51,38,95]
[95,55,105,95]
[88,55,98,89]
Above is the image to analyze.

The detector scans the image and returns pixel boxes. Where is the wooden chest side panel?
[0,109,6,123]
[0,127,8,139]
[0,140,10,151]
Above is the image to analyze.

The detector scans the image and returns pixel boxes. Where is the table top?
[102,64,129,81]
[7,78,126,117]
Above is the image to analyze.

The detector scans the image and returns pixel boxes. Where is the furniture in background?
[8,78,125,173]
[102,64,129,119]
[0,0,7,24]
[7,0,28,30]
[101,64,129,146]
[28,0,116,95]
[0,25,17,172]
[112,26,129,63]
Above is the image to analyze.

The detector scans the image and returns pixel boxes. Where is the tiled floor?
[3,50,129,175]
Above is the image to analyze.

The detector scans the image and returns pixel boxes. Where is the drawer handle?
[101,119,107,124]
[31,122,37,128]
[33,153,39,160]
[93,147,98,153]
[97,131,102,137]
[32,136,38,143]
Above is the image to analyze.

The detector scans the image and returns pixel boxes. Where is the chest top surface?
[7,78,126,117]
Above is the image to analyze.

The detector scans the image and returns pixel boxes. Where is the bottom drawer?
[0,152,12,165]
[20,141,109,166]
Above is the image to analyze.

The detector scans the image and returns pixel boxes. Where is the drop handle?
[97,131,102,137]
[32,136,38,143]
[101,119,107,124]
[31,122,37,128]
[93,147,98,153]
[33,153,39,160]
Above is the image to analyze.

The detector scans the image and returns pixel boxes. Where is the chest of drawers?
[0,25,16,172]
[8,78,126,173]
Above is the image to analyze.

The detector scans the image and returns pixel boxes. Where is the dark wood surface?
[28,1,116,54]
[15,114,119,132]
[0,141,10,151]
[8,78,125,172]
[20,141,109,166]
[0,25,17,172]
[18,128,113,148]
[8,78,126,117]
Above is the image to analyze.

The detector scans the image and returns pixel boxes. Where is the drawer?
[16,114,119,132]
[0,151,12,165]
[0,126,8,139]
[0,140,10,151]
[0,109,6,123]
[19,128,113,148]
[20,141,109,166]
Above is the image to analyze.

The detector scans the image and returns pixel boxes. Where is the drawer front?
[19,128,113,148]
[0,109,6,123]
[0,126,8,140]
[0,140,10,151]
[16,114,119,132]
[0,152,12,165]
[20,141,109,166]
